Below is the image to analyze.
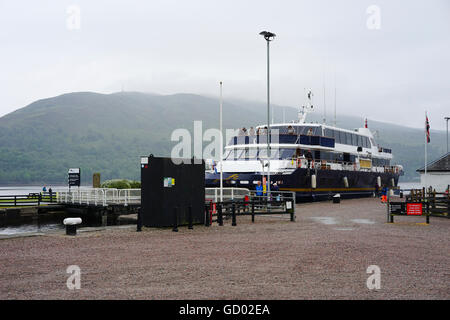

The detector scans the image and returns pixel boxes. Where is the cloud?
[0,0,448,129]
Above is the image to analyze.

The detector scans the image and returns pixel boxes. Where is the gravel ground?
[0,197,448,300]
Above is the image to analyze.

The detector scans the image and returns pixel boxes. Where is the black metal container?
[140,155,205,227]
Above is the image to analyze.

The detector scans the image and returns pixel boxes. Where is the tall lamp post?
[445,117,450,154]
[259,31,276,200]
[219,81,223,202]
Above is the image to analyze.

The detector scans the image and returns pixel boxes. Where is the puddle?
[310,217,339,225]
[350,219,375,225]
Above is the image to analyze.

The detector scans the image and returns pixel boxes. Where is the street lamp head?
[259,31,276,41]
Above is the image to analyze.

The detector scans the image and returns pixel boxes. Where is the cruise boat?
[205,95,403,202]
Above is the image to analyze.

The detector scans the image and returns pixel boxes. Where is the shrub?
[129,180,141,188]
[100,179,131,189]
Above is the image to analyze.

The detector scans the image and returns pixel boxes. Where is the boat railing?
[287,157,401,173]
[228,134,335,148]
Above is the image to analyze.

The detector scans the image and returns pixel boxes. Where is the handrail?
[56,188,140,207]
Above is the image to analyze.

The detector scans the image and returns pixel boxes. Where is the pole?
[445,117,449,154]
[266,39,271,201]
[323,73,326,124]
[424,111,427,190]
[334,72,337,127]
[219,81,223,202]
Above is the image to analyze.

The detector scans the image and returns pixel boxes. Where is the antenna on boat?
[298,89,314,123]
[323,73,326,124]
[334,71,337,127]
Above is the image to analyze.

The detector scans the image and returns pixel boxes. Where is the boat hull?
[205,168,400,202]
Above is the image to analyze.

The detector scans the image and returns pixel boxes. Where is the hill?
[0,91,446,185]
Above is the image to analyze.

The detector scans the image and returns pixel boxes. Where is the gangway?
[57,188,141,207]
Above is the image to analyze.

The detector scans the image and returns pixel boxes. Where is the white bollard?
[63,218,82,236]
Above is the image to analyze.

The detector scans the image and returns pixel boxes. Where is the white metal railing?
[288,158,401,173]
[205,187,250,202]
[57,188,141,206]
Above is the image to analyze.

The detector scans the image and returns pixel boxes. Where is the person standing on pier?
[381,185,388,203]
[256,181,263,197]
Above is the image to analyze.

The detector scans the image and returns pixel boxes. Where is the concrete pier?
[0,197,448,299]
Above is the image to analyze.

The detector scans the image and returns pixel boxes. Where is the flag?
[426,115,430,143]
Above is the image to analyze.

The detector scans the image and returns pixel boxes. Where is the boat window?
[356,135,362,147]
[273,148,295,159]
[345,132,352,145]
[352,134,357,146]
[238,148,248,160]
[332,130,339,144]
[299,126,320,136]
[224,150,234,160]
[270,126,287,134]
[229,149,244,160]
[339,131,346,144]
[365,137,371,148]
[298,126,308,135]
[247,148,258,159]
[258,149,268,159]
[223,150,231,160]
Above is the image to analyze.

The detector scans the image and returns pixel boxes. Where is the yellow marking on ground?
[280,187,375,192]
[386,222,429,226]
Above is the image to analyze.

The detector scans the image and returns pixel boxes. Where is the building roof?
[417,152,450,173]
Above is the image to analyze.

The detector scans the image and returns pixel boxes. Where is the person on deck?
[249,127,255,136]
[272,183,280,201]
[256,181,263,197]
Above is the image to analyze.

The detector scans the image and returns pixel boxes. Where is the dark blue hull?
[205,168,400,202]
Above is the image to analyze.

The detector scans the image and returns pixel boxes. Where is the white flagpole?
[424,111,427,190]
[219,81,223,202]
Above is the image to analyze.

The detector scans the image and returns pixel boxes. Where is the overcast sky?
[0,0,449,129]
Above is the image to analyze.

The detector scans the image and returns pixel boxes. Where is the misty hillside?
[0,91,446,185]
